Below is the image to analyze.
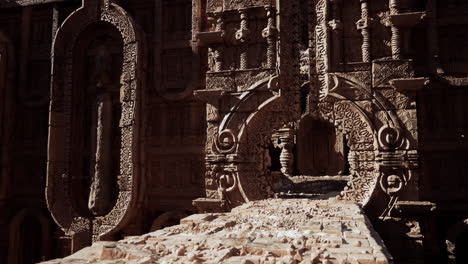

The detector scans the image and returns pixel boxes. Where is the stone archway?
[201,71,418,212]
[7,209,52,264]
[47,0,145,250]
[199,74,389,209]
[233,92,380,206]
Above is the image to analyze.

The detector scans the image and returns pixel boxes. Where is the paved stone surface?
[42,198,392,264]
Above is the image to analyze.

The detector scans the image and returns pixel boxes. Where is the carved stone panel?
[69,22,123,217]
[47,1,144,248]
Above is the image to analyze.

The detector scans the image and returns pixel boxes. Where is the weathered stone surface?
[42,199,392,264]
[2,0,468,263]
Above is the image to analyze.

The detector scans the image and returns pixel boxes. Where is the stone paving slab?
[42,198,393,264]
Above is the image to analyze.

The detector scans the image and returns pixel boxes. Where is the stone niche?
[268,116,349,199]
[70,22,123,217]
[295,115,346,176]
[47,0,144,250]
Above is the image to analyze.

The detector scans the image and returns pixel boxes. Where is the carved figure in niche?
[71,24,123,217]
[86,38,121,216]
[296,115,346,176]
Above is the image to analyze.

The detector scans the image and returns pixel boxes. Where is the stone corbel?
[394,201,436,216]
[388,10,426,60]
[389,77,429,93]
[196,12,225,46]
[390,12,426,28]
[387,0,426,59]
[193,89,225,123]
[196,32,225,46]
[192,198,226,213]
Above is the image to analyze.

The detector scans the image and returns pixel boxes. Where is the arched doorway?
[296,115,347,176]
[8,209,51,264]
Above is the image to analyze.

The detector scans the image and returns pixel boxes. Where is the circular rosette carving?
[215,129,238,153]
[379,170,408,196]
[378,125,406,150]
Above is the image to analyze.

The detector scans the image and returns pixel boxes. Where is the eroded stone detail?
[46,0,144,246]
[42,199,392,264]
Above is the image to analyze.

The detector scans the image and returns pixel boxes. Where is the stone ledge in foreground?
[42,198,393,264]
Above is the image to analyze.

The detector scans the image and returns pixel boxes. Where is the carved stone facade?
[1,0,468,263]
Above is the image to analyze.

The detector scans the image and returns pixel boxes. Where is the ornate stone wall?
[194,0,419,214]
[47,0,145,250]
[1,0,468,263]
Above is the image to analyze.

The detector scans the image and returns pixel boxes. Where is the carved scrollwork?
[378,168,412,217]
[334,101,376,151]
[378,125,405,150]
[215,129,238,154]
[210,165,238,205]
[379,170,408,195]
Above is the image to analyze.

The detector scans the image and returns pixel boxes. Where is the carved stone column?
[88,93,113,216]
[389,0,402,59]
[356,0,373,62]
[236,9,250,70]
[262,6,278,69]
[213,12,224,71]
[199,12,225,72]
[212,46,223,72]
[279,126,294,177]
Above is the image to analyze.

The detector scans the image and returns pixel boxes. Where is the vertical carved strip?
[214,12,224,71]
[389,0,401,59]
[316,0,330,98]
[52,5,59,40]
[263,6,278,69]
[88,94,113,216]
[357,0,371,62]
[213,47,223,72]
[279,126,294,177]
[236,9,250,70]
